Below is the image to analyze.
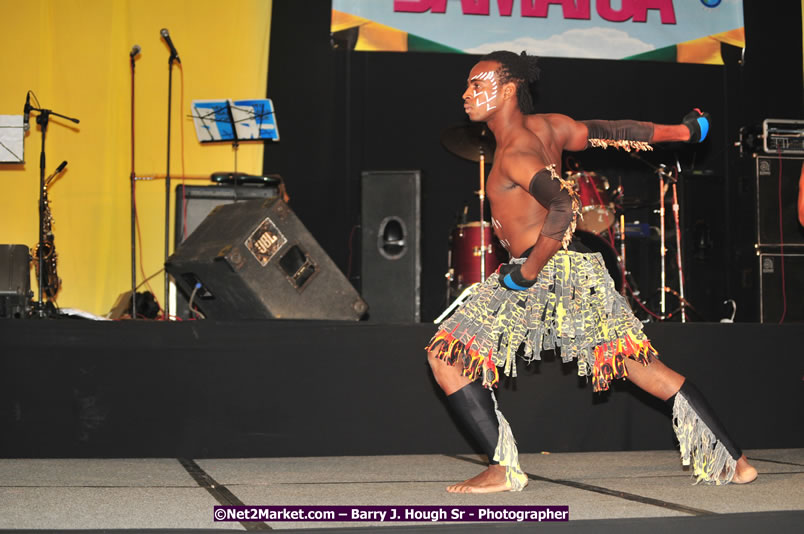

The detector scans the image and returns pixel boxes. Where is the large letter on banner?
[597,0,676,23]
[394,0,447,13]
[632,0,676,24]
[522,1,591,20]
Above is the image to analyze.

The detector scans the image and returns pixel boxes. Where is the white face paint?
[471,70,498,111]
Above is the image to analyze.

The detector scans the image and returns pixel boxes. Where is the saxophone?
[33,182,61,299]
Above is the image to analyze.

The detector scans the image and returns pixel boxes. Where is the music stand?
[0,115,25,163]
[191,98,279,172]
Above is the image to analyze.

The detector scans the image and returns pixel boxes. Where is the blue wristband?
[503,273,530,291]
[696,116,709,142]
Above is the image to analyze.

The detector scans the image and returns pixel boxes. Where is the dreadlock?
[479,51,540,114]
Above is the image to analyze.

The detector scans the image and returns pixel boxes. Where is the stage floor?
[0,449,801,532]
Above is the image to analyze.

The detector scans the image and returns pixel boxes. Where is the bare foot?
[731,455,758,484]
[447,465,520,493]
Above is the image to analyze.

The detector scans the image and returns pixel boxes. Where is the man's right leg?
[427,349,527,493]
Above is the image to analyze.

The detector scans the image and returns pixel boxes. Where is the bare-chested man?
[426,51,757,494]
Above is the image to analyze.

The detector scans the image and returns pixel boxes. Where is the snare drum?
[449,222,507,294]
[569,172,615,234]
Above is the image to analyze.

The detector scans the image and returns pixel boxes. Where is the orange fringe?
[426,326,500,389]
[428,328,657,393]
[592,335,657,392]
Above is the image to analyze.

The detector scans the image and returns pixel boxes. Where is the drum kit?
[440,123,693,322]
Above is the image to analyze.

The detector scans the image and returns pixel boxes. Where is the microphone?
[130,44,141,58]
[674,153,682,174]
[23,92,30,132]
[160,29,180,63]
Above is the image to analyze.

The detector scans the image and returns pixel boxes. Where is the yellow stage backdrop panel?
[0,0,272,316]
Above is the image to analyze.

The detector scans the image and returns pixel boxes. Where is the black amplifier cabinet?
[174,183,279,246]
[0,245,31,319]
[755,156,804,247]
[759,252,804,323]
[166,198,367,320]
[172,184,279,319]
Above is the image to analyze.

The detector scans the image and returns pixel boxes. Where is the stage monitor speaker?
[759,253,804,323]
[361,170,421,323]
[0,245,31,319]
[755,156,804,247]
[166,198,367,320]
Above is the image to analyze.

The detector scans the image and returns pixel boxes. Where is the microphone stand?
[29,105,79,318]
[163,50,179,318]
[130,50,138,319]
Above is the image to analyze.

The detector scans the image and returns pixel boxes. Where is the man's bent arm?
[519,234,563,280]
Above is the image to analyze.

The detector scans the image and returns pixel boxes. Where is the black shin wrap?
[582,120,654,151]
[668,380,742,461]
[446,381,500,464]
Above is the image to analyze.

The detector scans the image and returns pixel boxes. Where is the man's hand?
[683,109,710,143]
[498,263,537,291]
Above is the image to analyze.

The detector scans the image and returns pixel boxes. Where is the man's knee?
[427,349,444,374]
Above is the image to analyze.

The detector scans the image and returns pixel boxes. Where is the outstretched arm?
[547,110,709,152]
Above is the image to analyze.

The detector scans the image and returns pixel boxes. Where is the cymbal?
[441,123,496,163]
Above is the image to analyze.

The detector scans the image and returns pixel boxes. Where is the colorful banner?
[332,0,745,64]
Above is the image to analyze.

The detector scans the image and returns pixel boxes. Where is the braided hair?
[479,51,540,114]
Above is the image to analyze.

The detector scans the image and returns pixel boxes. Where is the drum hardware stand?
[619,214,627,296]
[630,154,691,322]
[26,98,79,318]
[669,179,687,322]
[477,149,487,282]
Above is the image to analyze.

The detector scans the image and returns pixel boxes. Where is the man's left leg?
[624,358,757,484]
[428,351,528,493]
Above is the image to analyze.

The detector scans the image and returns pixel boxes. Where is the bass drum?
[574,230,623,294]
[568,171,616,234]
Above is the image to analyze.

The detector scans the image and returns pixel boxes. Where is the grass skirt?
[427,250,657,393]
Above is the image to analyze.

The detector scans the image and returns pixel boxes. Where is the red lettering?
[522,1,591,20]
[461,0,489,15]
[394,0,447,13]
[395,0,676,23]
[597,0,633,22]
[631,0,676,24]
[496,0,515,17]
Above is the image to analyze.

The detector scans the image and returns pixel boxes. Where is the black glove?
[498,263,537,291]
[682,109,710,143]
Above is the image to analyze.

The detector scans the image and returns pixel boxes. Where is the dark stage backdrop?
[264,0,803,323]
[1,321,801,459]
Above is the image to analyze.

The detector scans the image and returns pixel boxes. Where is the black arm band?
[582,120,654,150]
[528,168,574,242]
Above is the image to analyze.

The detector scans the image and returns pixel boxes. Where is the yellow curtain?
[0,0,272,316]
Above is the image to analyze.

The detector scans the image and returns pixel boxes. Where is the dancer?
[427,51,757,493]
